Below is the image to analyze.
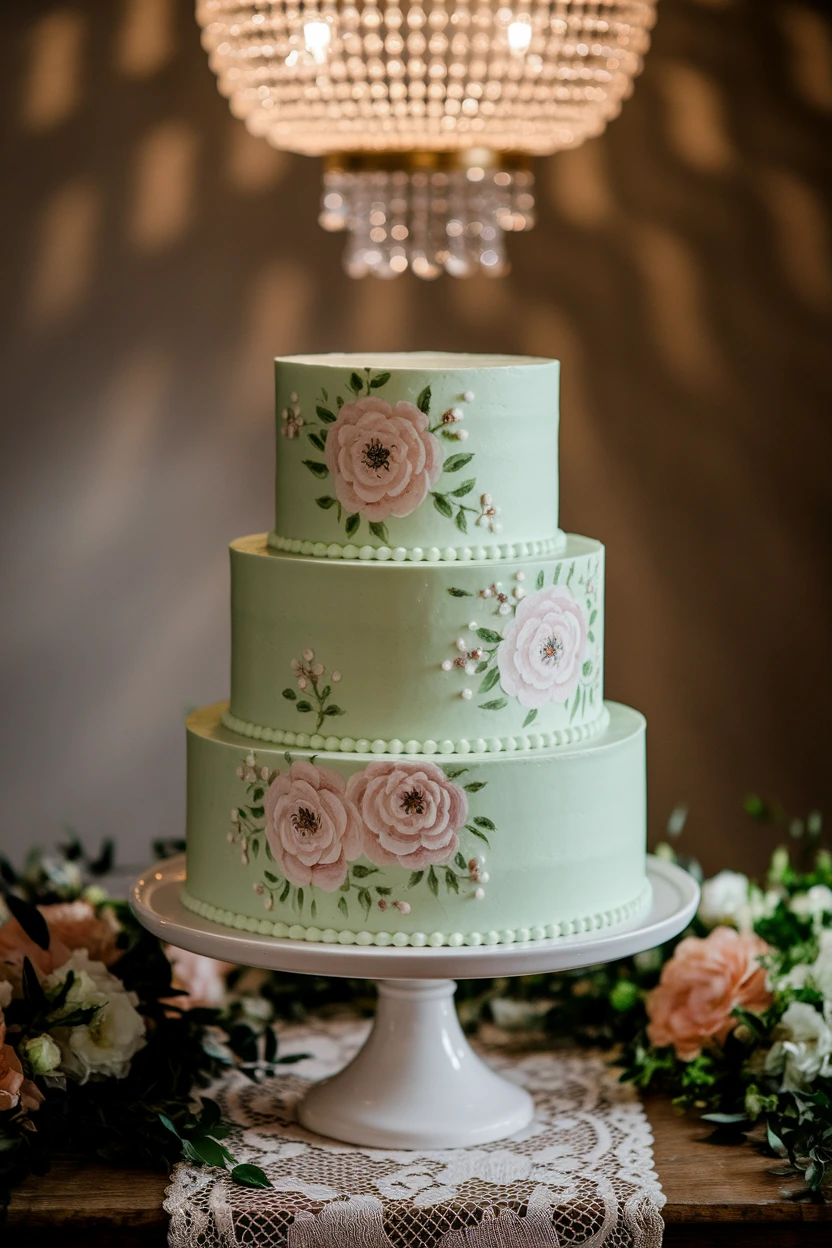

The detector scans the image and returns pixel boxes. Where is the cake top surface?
[276,352,557,371]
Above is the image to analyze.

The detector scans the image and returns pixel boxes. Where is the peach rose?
[646,926,773,1060]
[0,1012,43,1113]
[165,948,233,1010]
[324,395,442,521]
[264,759,362,891]
[497,584,588,709]
[347,760,468,870]
[0,915,71,995]
[40,901,120,967]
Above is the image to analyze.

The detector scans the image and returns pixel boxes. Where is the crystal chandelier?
[197,2,657,277]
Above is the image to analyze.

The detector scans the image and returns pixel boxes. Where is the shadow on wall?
[0,0,830,874]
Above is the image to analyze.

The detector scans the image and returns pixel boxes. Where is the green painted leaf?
[523,709,538,728]
[536,570,544,590]
[582,660,593,677]
[474,816,496,831]
[358,887,372,915]
[466,825,490,846]
[315,495,337,510]
[297,887,304,910]
[320,685,331,701]
[570,692,581,723]
[566,564,574,587]
[408,870,424,888]
[282,688,297,700]
[447,587,473,597]
[264,871,278,884]
[369,371,391,389]
[316,405,336,423]
[589,609,597,625]
[417,384,431,414]
[349,371,363,394]
[284,750,293,765]
[581,687,587,714]
[295,701,312,712]
[338,896,349,917]
[441,429,460,441]
[476,627,502,644]
[464,780,487,792]
[427,866,439,897]
[345,513,360,538]
[444,767,468,777]
[443,453,474,473]
[324,705,345,716]
[432,492,453,518]
[307,431,325,452]
[588,630,595,643]
[478,667,500,694]
[302,460,329,479]
[374,885,392,896]
[369,520,389,543]
[351,864,379,878]
[450,478,476,498]
[455,852,468,870]
[553,565,562,584]
[479,697,507,711]
[455,508,468,533]
[475,659,489,673]
[321,387,328,401]
[280,880,291,902]
[445,870,460,894]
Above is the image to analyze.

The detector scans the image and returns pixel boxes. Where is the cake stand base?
[132,855,698,1149]
[299,978,534,1148]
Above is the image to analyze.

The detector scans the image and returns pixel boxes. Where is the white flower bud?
[21,1033,61,1076]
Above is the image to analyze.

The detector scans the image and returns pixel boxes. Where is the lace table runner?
[165,1019,665,1248]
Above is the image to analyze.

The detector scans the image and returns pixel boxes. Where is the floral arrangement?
[0,838,305,1207]
[520,797,832,1193]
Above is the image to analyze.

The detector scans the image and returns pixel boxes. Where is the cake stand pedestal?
[131,855,698,1150]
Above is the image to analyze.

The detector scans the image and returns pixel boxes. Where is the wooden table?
[5,1098,831,1246]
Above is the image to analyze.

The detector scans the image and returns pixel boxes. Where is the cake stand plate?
[132,855,697,1149]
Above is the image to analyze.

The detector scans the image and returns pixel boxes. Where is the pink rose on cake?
[497,585,588,709]
[324,396,442,521]
[264,760,362,891]
[347,761,468,870]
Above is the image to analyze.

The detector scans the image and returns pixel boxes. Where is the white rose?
[698,870,750,929]
[799,928,832,999]
[790,885,832,921]
[44,949,146,1084]
[764,1000,832,1091]
[21,1033,62,1075]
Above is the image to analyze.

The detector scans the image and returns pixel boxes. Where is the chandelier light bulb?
[196,1,658,278]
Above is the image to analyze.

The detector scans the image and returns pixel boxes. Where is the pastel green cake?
[184,353,650,947]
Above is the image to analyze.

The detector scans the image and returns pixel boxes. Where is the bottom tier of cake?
[183,701,649,947]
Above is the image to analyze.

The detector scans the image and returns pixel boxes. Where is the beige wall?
[1,0,830,875]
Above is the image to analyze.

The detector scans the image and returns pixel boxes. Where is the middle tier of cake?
[225,534,605,754]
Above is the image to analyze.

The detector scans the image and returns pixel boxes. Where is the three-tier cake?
[183,353,650,947]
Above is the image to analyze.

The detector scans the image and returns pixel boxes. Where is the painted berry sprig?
[282,649,345,731]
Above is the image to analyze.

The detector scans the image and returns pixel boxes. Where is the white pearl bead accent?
[461,688,473,700]
[455,428,469,440]
[441,659,453,671]
[515,570,525,581]
[410,547,424,561]
[392,547,407,561]
[474,887,485,900]
[479,871,490,884]
[456,637,468,652]
[463,390,474,402]
[468,620,478,630]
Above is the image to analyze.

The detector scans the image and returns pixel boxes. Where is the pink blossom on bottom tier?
[264,760,363,890]
[347,760,469,870]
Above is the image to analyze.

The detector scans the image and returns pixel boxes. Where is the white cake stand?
[131,854,697,1150]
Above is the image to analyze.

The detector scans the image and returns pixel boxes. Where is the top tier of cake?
[271,353,562,563]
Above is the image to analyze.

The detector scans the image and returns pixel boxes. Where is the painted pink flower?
[324,396,442,522]
[646,927,773,1061]
[264,760,362,891]
[347,761,468,870]
[497,585,588,709]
